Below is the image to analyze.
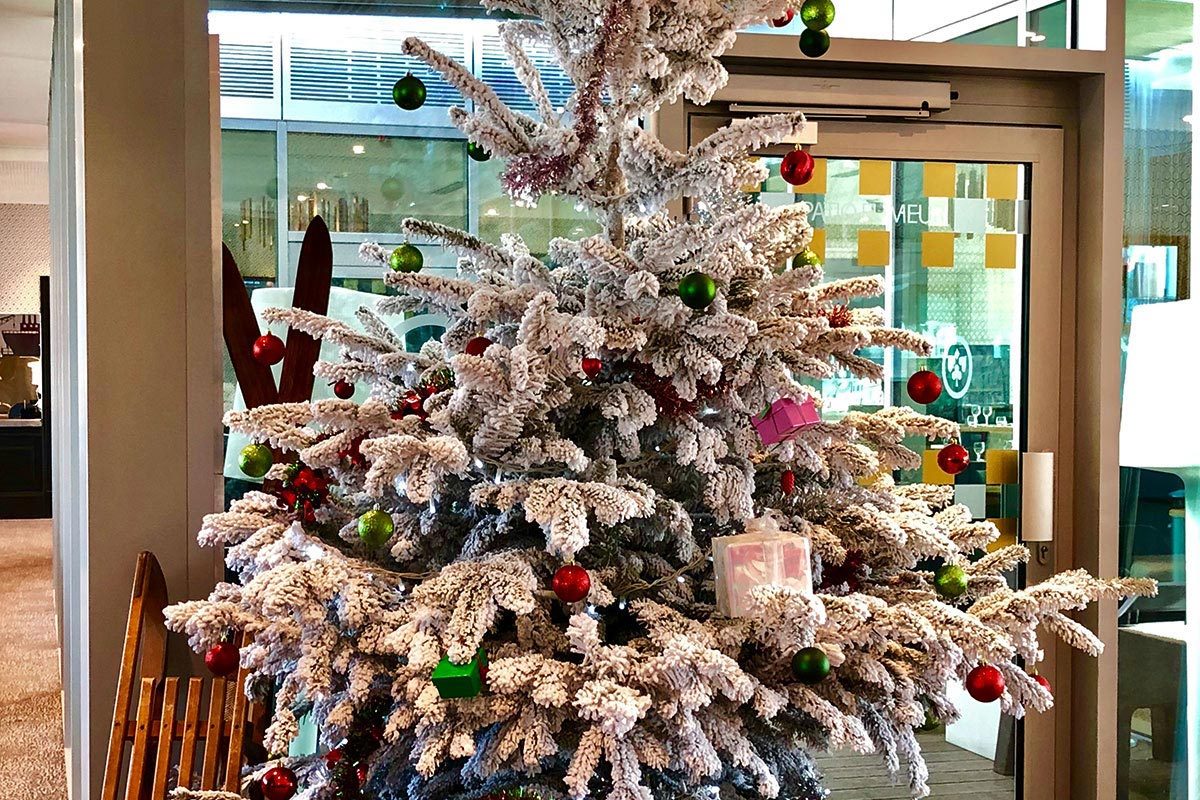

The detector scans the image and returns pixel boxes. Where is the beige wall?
[0,203,49,313]
[77,0,222,794]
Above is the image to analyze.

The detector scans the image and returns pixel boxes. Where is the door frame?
[672,109,1076,800]
[668,44,1123,796]
[805,121,1069,800]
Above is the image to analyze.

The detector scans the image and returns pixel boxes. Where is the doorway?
[687,114,1069,800]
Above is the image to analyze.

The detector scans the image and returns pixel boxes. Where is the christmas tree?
[167,2,1154,799]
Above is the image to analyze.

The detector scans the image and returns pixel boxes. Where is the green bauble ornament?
[799,0,836,30]
[678,271,718,310]
[392,72,427,111]
[793,248,822,269]
[934,563,969,599]
[381,177,404,202]
[791,646,831,684]
[389,243,423,273]
[799,28,831,58]
[238,443,273,479]
[466,141,491,162]
[358,509,395,547]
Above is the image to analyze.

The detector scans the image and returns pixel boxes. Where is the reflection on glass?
[750,156,1025,796]
[222,129,279,280]
[746,0,1071,48]
[474,157,601,256]
[1119,3,1193,796]
[287,132,467,233]
[1026,1,1068,48]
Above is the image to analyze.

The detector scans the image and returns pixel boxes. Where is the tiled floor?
[0,518,66,800]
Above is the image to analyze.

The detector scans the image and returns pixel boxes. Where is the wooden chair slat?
[123,678,157,800]
[200,678,227,789]
[136,558,170,681]
[177,678,204,790]
[151,677,180,798]
[224,671,249,791]
[101,556,150,800]
[106,552,264,799]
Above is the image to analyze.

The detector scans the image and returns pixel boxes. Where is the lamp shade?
[1120,300,1200,471]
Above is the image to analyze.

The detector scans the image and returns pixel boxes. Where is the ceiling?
[0,0,53,203]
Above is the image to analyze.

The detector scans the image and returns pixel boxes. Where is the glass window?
[751,153,1027,797]
[757,156,1023,460]
[221,128,278,281]
[745,0,1079,48]
[1120,3,1194,798]
[951,17,1021,46]
[1027,1,1068,48]
[286,132,467,233]
[474,157,601,257]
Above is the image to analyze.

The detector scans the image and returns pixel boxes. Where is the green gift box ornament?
[431,648,488,698]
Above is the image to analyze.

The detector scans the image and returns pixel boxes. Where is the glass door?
[688,117,1067,800]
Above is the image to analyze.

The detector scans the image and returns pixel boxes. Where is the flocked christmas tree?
[167,1,1154,799]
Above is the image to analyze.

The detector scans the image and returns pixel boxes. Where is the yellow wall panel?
[985,233,1017,269]
[809,228,826,262]
[985,449,1019,484]
[922,450,954,485]
[856,229,890,267]
[923,162,956,197]
[987,163,1019,200]
[921,231,955,268]
[858,160,892,196]
[986,518,1018,550]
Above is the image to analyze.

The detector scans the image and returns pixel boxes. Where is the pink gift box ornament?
[753,397,820,445]
[713,517,812,618]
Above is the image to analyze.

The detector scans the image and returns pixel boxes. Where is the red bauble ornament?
[252,333,285,366]
[820,550,866,593]
[552,564,591,603]
[204,641,239,677]
[965,665,1005,703]
[260,766,299,800]
[333,379,355,399]
[355,764,368,785]
[770,7,794,26]
[324,747,344,768]
[780,469,795,495]
[581,357,603,379]
[465,336,492,356]
[1033,673,1052,693]
[293,467,322,493]
[780,149,815,186]
[402,390,425,418]
[906,369,943,404]
[937,443,971,476]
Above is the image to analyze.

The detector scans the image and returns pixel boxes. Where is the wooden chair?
[101,552,265,800]
[102,216,332,797]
